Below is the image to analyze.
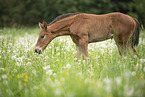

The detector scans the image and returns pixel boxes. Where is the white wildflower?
[43,65,50,70]
[0,55,1,58]
[3,80,8,85]
[26,62,31,65]
[131,61,135,63]
[13,50,16,53]
[54,88,61,96]
[66,63,71,69]
[71,48,74,51]
[78,62,81,65]
[33,86,39,89]
[0,68,4,71]
[9,43,12,45]
[115,77,122,85]
[32,70,36,75]
[131,71,136,76]
[85,78,91,84]
[26,58,31,61]
[15,62,21,67]
[140,59,145,63]
[56,59,59,61]
[53,73,56,77]
[103,78,111,84]
[40,54,43,56]
[100,49,104,53]
[78,59,81,62]
[11,55,17,60]
[13,69,17,72]
[57,52,60,55]
[125,87,134,96]
[124,71,131,78]
[133,55,137,58]
[49,46,52,49]
[7,50,11,53]
[106,84,112,93]
[83,60,86,63]
[143,67,145,72]
[76,72,82,77]
[46,70,53,75]
[16,57,23,62]
[74,58,77,61]
[123,57,127,59]
[140,64,142,69]
[60,78,65,82]
[18,81,22,89]
[2,74,7,79]
[2,50,5,53]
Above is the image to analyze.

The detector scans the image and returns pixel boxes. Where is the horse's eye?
[41,36,44,38]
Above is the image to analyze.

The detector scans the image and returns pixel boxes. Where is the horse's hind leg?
[132,46,140,58]
[127,37,140,58]
[115,34,140,57]
[128,43,140,58]
[114,34,129,56]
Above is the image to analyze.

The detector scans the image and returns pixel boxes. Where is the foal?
[35,12,140,60]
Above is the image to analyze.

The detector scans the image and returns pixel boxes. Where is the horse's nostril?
[38,49,42,54]
[34,48,42,54]
[35,49,37,53]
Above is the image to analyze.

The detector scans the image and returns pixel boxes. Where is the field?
[0,28,145,97]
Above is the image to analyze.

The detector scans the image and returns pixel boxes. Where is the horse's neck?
[49,17,74,37]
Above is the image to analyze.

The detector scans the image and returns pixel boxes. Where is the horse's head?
[35,21,53,54]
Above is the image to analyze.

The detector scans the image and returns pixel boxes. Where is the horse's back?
[73,12,135,30]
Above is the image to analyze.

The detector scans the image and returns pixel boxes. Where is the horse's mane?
[48,12,81,25]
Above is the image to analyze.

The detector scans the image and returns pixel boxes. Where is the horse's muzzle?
[34,48,42,54]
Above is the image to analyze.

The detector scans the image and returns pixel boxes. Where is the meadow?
[0,28,145,97]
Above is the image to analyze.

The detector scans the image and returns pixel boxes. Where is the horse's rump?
[131,18,140,46]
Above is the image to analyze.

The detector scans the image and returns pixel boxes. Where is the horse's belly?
[88,32,113,43]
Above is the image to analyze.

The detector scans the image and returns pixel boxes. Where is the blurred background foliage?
[0,0,145,27]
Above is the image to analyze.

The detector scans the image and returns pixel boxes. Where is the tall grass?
[0,28,145,97]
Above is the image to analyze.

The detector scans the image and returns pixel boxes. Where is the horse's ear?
[43,21,47,30]
[39,22,43,29]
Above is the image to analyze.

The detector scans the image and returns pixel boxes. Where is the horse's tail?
[131,18,140,47]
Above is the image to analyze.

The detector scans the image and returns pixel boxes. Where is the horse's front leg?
[79,39,89,61]
[70,36,82,60]
[76,45,81,59]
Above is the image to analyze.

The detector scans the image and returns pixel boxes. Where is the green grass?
[0,28,145,97]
